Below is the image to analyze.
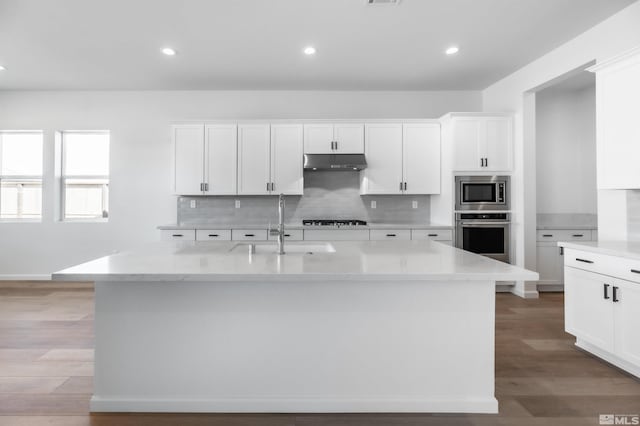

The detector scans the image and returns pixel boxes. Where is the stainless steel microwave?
[455,176,510,211]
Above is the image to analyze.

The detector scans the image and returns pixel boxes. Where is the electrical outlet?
[412,200,418,209]
[371,200,376,209]
[235,200,241,209]
[190,200,197,209]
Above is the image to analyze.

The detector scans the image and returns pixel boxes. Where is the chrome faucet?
[269,193,286,255]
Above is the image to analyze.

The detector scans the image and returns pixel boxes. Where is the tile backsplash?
[178,171,431,225]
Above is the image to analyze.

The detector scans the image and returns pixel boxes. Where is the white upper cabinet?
[270,124,304,195]
[173,124,205,195]
[362,123,404,194]
[589,47,640,189]
[361,122,441,195]
[303,123,364,154]
[238,124,271,195]
[205,124,237,195]
[403,123,441,194]
[451,115,513,172]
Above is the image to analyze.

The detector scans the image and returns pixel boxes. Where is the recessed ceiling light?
[303,46,316,55]
[0,65,5,71]
[445,46,459,55]
[162,47,177,56]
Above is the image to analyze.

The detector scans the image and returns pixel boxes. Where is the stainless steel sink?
[232,242,336,254]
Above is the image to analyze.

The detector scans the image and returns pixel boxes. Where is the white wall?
[482,1,640,296]
[0,90,481,277]
[536,84,597,214]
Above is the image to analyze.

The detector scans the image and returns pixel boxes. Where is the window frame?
[0,130,44,222]
[60,130,110,222]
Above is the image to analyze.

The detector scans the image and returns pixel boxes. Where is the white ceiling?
[0,0,635,90]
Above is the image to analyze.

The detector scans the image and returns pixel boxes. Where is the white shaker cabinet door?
[613,278,640,366]
[483,117,512,172]
[403,123,441,194]
[303,124,334,154]
[238,124,271,195]
[564,267,615,352]
[173,124,205,195]
[362,123,403,194]
[333,123,364,153]
[204,124,237,195]
[271,124,303,195]
[452,118,482,171]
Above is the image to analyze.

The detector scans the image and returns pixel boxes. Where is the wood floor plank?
[0,377,69,393]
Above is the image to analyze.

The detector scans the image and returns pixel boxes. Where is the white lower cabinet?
[231,229,268,241]
[536,229,595,288]
[195,229,232,241]
[564,248,640,377]
[160,229,196,241]
[369,229,411,241]
[410,229,453,242]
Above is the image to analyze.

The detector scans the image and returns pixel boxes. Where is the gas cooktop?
[302,219,368,227]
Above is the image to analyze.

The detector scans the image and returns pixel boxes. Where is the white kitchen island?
[52,240,537,414]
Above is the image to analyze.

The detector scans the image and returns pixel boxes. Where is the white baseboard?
[510,286,539,299]
[576,339,640,379]
[90,396,499,414]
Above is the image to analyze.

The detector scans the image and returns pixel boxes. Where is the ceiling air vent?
[367,0,400,4]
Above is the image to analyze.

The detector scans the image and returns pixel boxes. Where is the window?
[62,131,110,220]
[0,131,43,220]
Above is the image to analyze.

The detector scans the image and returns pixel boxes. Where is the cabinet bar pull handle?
[244,234,255,237]
[267,182,270,191]
[631,269,640,274]
[542,234,553,237]
[404,182,407,190]
[428,234,438,237]
[205,183,209,191]
[485,158,488,167]
[480,158,483,167]
[386,234,397,237]
[335,141,338,150]
[612,286,620,302]
[572,234,584,237]
[604,283,610,300]
[560,247,564,255]
[399,182,403,191]
[172,234,183,237]
[284,234,291,237]
[208,234,219,237]
[575,258,594,264]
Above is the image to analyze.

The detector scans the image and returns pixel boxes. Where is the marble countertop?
[558,241,640,260]
[158,223,453,230]
[52,240,537,282]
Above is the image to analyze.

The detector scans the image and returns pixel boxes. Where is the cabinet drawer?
[160,229,196,241]
[196,229,232,241]
[267,229,304,241]
[565,248,640,283]
[370,229,411,240]
[303,229,370,241]
[537,230,593,242]
[411,229,453,241]
[232,229,268,241]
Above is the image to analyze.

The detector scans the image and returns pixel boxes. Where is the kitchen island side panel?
[92,279,497,413]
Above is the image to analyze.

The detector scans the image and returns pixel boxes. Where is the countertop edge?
[158,224,454,230]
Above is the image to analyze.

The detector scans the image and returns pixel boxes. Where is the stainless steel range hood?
[303,154,367,171]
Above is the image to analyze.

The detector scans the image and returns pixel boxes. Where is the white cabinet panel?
[361,123,403,194]
[267,229,304,241]
[173,125,204,195]
[333,123,364,153]
[593,50,640,189]
[614,278,640,366]
[232,229,268,241]
[536,244,564,285]
[271,125,303,195]
[238,124,271,195]
[369,229,411,240]
[564,267,615,352]
[410,229,453,241]
[160,229,196,241]
[303,124,334,154]
[452,119,482,171]
[484,118,512,171]
[195,229,232,241]
[205,124,237,195]
[402,123,440,194]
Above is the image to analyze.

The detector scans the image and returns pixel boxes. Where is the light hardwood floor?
[0,284,639,425]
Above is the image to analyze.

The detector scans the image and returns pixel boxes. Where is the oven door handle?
[459,222,511,226]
